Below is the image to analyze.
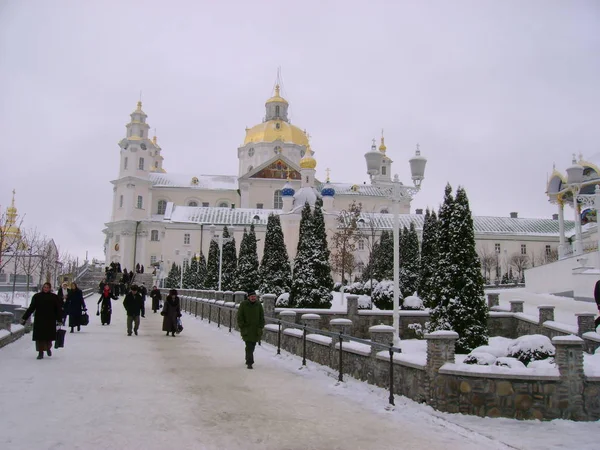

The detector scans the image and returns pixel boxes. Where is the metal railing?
[178,294,402,407]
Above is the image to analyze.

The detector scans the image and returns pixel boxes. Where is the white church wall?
[151,187,239,210]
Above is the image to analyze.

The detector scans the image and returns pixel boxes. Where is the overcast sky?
[1,0,599,262]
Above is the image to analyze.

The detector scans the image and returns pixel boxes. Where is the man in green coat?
[237,290,265,369]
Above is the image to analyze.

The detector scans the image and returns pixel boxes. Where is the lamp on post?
[209,224,235,291]
[364,144,427,344]
[566,156,585,256]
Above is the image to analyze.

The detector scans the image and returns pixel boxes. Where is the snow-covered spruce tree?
[196,251,207,289]
[290,202,315,307]
[311,198,334,305]
[401,222,421,298]
[182,257,200,289]
[259,214,291,298]
[205,240,219,290]
[220,226,237,291]
[165,262,181,289]
[236,224,260,294]
[418,209,439,308]
[372,230,393,281]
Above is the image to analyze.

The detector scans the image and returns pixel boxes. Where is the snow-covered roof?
[317,182,389,197]
[357,213,575,237]
[149,173,238,190]
[162,205,276,226]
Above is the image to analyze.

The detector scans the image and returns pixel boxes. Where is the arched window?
[188,201,198,207]
[154,161,158,169]
[380,208,389,214]
[381,166,387,175]
[124,157,128,170]
[138,157,144,170]
[137,196,143,209]
[273,190,283,209]
[157,200,167,215]
[275,105,280,116]
[218,201,229,208]
[357,262,365,273]
[150,230,159,241]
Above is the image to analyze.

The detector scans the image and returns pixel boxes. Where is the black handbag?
[177,318,183,333]
[80,312,90,326]
[55,327,66,349]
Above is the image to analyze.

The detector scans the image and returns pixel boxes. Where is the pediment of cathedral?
[245,157,301,181]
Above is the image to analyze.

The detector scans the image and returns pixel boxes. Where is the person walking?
[236,291,265,369]
[64,282,86,333]
[150,286,162,313]
[594,279,600,329]
[20,282,61,360]
[123,284,143,336]
[140,283,148,318]
[57,281,69,324]
[161,289,181,337]
[97,285,115,325]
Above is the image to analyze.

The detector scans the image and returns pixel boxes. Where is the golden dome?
[300,144,317,169]
[244,120,308,146]
[379,130,386,152]
[265,84,288,105]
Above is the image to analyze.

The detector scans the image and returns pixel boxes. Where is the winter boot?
[37,352,43,360]
[46,349,52,357]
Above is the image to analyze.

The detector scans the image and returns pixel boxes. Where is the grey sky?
[1,0,599,261]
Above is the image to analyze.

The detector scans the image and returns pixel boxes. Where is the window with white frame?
[119,195,123,208]
[137,195,143,209]
[188,201,198,207]
[184,233,190,245]
[124,157,128,170]
[139,129,143,138]
[545,245,551,256]
[138,157,144,170]
[150,230,159,241]
[521,244,527,255]
[357,262,364,273]
[202,202,209,207]
[157,200,167,215]
[381,166,386,175]
[358,239,365,250]
[256,203,263,209]
[495,243,501,253]
[273,190,283,209]
[150,255,157,265]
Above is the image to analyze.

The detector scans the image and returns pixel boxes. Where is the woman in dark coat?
[150,286,162,313]
[64,282,87,333]
[97,285,115,325]
[161,289,181,337]
[57,282,69,324]
[21,282,61,359]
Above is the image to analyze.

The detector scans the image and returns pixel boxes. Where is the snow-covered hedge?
[357,294,371,310]
[507,335,555,365]
[371,280,399,310]
[333,282,342,292]
[346,282,365,295]
[402,293,424,310]
[464,352,497,365]
[362,279,378,292]
[276,292,290,307]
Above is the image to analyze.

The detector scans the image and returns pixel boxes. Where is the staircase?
[75,266,106,292]
[130,273,155,289]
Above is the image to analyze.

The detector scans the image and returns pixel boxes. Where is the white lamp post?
[210,224,235,291]
[565,156,585,256]
[364,144,427,344]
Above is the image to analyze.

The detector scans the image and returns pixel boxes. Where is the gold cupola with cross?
[2,190,23,250]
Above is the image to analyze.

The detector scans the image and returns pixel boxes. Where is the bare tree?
[357,209,381,295]
[478,246,497,283]
[18,228,46,295]
[510,253,530,281]
[331,201,362,285]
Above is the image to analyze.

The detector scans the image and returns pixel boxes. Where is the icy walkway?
[0,303,597,450]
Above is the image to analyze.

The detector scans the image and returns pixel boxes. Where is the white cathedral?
[104,82,571,285]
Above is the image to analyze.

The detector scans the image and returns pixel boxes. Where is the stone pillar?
[575,313,596,337]
[330,318,352,341]
[369,325,394,357]
[12,307,26,324]
[425,331,459,408]
[234,291,246,304]
[553,335,585,420]
[208,290,216,300]
[279,310,297,329]
[0,312,13,332]
[538,305,555,325]
[301,313,321,331]
[487,293,500,309]
[510,300,524,313]
[346,295,359,320]
[215,291,224,301]
[223,291,234,303]
[261,294,277,318]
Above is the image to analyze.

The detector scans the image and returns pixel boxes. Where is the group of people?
[20,282,266,369]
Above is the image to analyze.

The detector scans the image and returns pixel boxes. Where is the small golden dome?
[379,130,386,152]
[266,84,289,105]
[300,145,317,169]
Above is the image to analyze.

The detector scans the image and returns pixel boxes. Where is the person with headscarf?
[97,284,115,325]
[21,282,61,360]
[64,282,87,333]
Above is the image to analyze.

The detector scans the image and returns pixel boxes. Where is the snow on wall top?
[357,213,574,237]
[149,173,238,190]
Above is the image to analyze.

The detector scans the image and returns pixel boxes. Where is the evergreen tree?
[182,257,200,289]
[236,224,260,293]
[165,262,181,289]
[196,251,207,289]
[220,226,237,291]
[259,214,291,297]
[401,221,421,298]
[205,240,219,290]
[311,198,334,305]
[372,230,393,281]
[418,209,439,307]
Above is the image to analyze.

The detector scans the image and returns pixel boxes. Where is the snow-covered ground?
[0,299,598,450]
[0,291,34,307]
[489,288,599,326]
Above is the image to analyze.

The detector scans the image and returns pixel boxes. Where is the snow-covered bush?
[507,334,555,365]
[276,292,290,307]
[402,293,424,310]
[528,358,556,369]
[407,322,426,339]
[464,352,497,365]
[357,294,371,310]
[470,344,509,358]
[333,282,342,292]
[347,282,365,295]
[371,280,398,310]
[362,279,378,292]
[494,357,526,369]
